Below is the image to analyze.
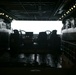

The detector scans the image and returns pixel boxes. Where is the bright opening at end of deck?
[11,20,63,34]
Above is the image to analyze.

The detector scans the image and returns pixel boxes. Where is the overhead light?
[69,9,72,11]
[59,18,61,20]
[2,13,4,15]
[59,3,76,20]
[71,7,73,10]
[68,11,70,13]
[73,5,76,8]
[64,14,66,16]
[62,15,64,18]
[66,11,68,14]
[9,17,12,19]
[5,15,9,17]
[0,13,2,15]
[0,13,4,15]
[67,11,70,14]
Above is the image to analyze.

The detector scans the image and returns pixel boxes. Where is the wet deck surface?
[0,53,62,68]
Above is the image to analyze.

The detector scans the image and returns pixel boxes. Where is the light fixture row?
[0,12,13,20]
[59,3,76,20]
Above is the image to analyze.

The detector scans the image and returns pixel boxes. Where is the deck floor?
[0,52,62,68]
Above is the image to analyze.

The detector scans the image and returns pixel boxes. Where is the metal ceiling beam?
[0,0,68,20]
[54,0,71,16]
[17,0,30,16]
[48,0,61,20]
[0,2,55,5]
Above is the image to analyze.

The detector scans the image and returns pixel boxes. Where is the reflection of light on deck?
[34,42,37,45]
[37,54,39,62]
[17,54,62,68]
[57,63,62,68]
[19,54,25,58]
[32,54,35,60]
[58,57,62,68]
